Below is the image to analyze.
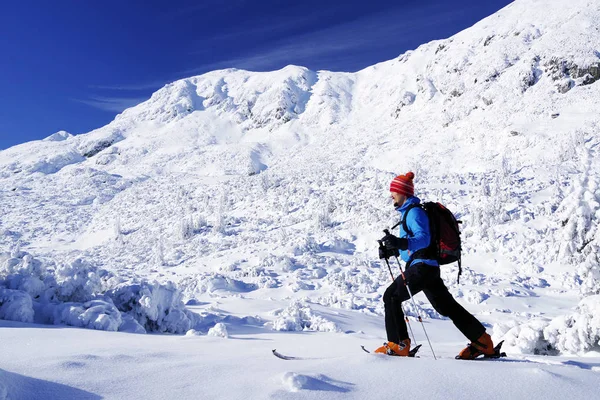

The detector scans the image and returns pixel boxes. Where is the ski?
[409,344,422,357]
[455,340,507,360]
[481,340,507,359]
[362,341,507,360]
[361,344,422,357]
[271,349,304,360]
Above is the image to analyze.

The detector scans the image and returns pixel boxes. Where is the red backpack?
[397,202,463,283]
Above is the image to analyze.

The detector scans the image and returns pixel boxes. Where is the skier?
[375,171,496,359]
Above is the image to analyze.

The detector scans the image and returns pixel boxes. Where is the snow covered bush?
[315,209,333,231]
[556,161,600,296]
[0,250,200,334]
[544,295,600,354]
[47,299,122,331]
[0,289,34,323]
[0,251,47,299]
[496,295,600,355]
[108,281,200,334]
[494,319,555,355]
[180,214,207,240]
[52,258,108,303]
[178,272,258,296]
[268,300,340,332]
[575,232,600,296]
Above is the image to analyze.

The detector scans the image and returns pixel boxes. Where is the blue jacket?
[397,196,439,267]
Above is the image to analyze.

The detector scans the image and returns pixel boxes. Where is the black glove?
[379,245,389,260]
[378,243,399,259]
[382,232,408,251]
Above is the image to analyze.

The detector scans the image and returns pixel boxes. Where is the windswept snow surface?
[1,315,600,400]
[2,0,600,398]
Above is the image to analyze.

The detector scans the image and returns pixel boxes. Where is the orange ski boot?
[374,339,411,356]
[456,332,495,360]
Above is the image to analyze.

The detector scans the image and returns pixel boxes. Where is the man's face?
[391,192,406,208]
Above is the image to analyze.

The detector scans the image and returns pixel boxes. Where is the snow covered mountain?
[1,0,600,398]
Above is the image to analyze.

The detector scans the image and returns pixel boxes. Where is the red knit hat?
[390,172,415,196]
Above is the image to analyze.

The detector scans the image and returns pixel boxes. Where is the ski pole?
[379,240,417,345]
[383,257,417,346]
[378,240,396,281]
[394,256,437,360]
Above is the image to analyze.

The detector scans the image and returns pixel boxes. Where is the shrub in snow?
[180,273,258,295]
[268,300,340,332]
[108,281,199,334]
[494,319,555,355]
[180,214,207,240]
[324,268,379,295]
[576,240,600,296]
[0,252,47,299]
[260,254,298,273]
[314,198,336,231]
[118,314,147,334]
[151,237,165,266]
[496,295,600,355]
[205,274,257,293]
[543,295,600,354]
[47,299,122,331]
[0,251,200,334]
[52,258,107,303]
[207,322,229,338]
[0,289,34,323]
[455,289,490,305]
[288,280,315,292]
[290,235,321,256]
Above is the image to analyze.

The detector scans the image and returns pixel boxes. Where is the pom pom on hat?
[390,172,415,196]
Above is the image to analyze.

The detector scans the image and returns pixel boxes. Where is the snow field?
[1,315,599,400]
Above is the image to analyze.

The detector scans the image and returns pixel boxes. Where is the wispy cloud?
[187,11,341,54]
[85,2,491,103]
[73,96,148,112]
[88,81,167,91]
[181,4,469,75]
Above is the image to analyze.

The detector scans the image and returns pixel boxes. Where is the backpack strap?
[401,203,435,266]
[400,203,422,237]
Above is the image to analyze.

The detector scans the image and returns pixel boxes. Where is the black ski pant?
[383,262,485,344]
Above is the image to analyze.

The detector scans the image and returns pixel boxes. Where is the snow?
[1,316,599,400]
[1,0,600,398]
[207,322,228,338]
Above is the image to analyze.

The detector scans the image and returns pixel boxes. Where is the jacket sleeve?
[405,207,431,253]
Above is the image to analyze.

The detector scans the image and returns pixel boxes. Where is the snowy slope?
[1,0,600,398]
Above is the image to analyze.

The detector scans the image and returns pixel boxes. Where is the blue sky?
[0,0,512,149]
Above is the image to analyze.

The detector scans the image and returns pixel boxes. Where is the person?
[374,171,495,359]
